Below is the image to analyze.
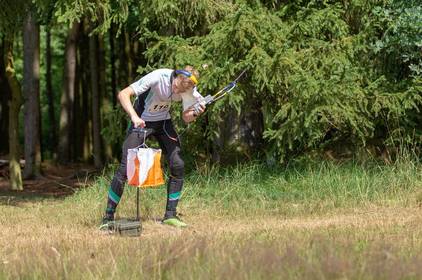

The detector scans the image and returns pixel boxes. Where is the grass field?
[0,160,421,279]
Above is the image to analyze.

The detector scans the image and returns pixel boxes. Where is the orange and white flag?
[127,147,165,188]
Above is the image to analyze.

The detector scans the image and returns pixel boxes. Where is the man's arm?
[181,88,206,123]
[118,86,145,128]
[120,71,161,128]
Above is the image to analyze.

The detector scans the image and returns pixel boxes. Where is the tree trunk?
[118,30,133,85]
[239,99,264,154]
[22,9,41,179]
[4,37,23,190]
[211,109,238,163]
[73,34,82,161]
[89,34,103,168]
[83,82,92,161]
[124,31,133,82]
[45,24,57,158]
[211,101,264,163]
[58,21,79,164]
[79,25,91,162]
[72,37,81,161]
[118,32,128,87]
[109,25,117,107]
[98,35,113,161]
[0,36,11,154]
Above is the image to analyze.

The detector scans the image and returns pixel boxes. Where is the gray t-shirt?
[130,69,203,122]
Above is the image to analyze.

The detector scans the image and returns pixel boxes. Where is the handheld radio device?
[193,69,247,112]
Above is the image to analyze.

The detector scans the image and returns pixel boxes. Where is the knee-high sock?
[105,176,124,218]
[165,178,183,218]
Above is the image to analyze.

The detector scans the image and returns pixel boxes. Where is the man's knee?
[116,163,128,181]
[169,152,184,178]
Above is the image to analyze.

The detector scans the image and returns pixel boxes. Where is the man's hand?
[193,102,206,116]
[183,102,206,123]
[131,114,145,128]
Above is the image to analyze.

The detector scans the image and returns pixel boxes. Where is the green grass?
[0,159,421,279]
[73,159,421,220]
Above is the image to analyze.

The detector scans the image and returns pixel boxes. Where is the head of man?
[172,66,199,95]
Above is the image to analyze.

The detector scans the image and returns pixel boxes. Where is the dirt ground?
[0,161,96,197]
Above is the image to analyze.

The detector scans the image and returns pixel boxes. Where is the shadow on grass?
[0,177,92,207]
[0,162,100,207]
[0,189,70,207]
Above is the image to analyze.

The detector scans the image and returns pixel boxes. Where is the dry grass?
[1,161,421,279]
[0,203,421,279]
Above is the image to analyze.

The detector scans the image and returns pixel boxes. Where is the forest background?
[0,0,421,190]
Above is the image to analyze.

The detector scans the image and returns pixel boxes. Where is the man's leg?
[103,130,151,222]
[155,120,186,226]
[164,147,184,218]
